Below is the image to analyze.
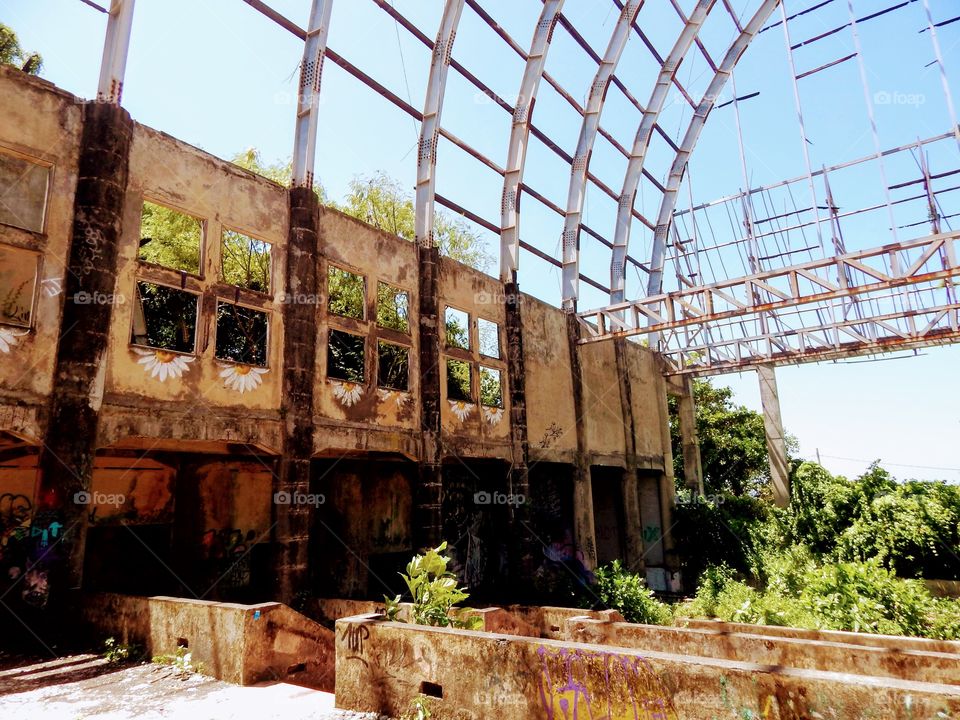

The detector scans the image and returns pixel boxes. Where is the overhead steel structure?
[90,0,960,377]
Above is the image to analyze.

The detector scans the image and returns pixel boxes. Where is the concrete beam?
[757,363,790,507]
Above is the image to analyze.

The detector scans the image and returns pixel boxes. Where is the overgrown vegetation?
[152,646,204,676]
[674,461,960,639]
[399,695,433,720]
[385,542,483,630]
[580,560,672,625]
[1,24,42,76]
[102,637,142,665]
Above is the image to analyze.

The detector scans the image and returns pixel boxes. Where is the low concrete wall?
[335,614,960,720]
[79,593,334,690]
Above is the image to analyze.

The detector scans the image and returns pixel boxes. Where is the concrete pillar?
[655,367,680,573]
[757,363,790,507]
[612,339,644,572]
[565,314,597,570]
[415,245,443,549]
[275,187,322,602]
[503,283,536,585]
[677,376,704,494]
[38,101,133,596]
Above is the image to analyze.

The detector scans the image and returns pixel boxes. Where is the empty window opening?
[132,281,198,353]
[138,201,203,275]
[0,150,49,233]
[0,244,39,327]
[446,359,472,402]
[478,318,500,359]
[377,281,409,333]
[216,301,269,366]
[445,306,469,350]
[328,329,365,382]
[328,265,365,320]
[221,229,270,292]
[480,366,503,408]
[378,340,409,391]
[419,681,443,698]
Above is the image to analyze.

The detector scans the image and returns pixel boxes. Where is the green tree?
[0,24,42,75]
[339,172,494,272]
[670,379,797,497]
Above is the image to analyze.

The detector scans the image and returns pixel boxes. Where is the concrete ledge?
[334,614,960,720]
[79,593,334,690]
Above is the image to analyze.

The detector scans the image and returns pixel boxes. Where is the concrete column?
[415,245,443,549]
[757,363,790,507]
[676,376,704,494]
[612,339,644,572]
[503,283,536,585]
[275,187,321,602]
[38,102,133,596]
[655,368,680,573]
[565,314,597,570]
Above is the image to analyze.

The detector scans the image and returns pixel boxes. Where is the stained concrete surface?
[0,655,388,720]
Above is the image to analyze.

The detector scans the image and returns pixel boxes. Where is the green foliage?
[376,282,409,333]
[669,380,797,497]
[221,229,270,292]
[152,646,204,675]
[230,148,325,202]
[479,367,502,408]
[586,560,673,625]
[384,542,483,630]
[0,24,42,75]
[339,173,493,272]
[139,201,202,274]
[400,695,433,720]
[446,359,472,402]
[327,266,365,319]
[102,637,142,664]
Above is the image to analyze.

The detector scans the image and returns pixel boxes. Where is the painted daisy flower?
[331,380,364,407]
[377,389,409,408]
[219,363,268,393]
[0,327,27,354]
[448,399,475,421]
[133,348,194,381]
[482,406,504,425]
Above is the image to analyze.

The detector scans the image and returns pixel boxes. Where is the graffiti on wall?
[1,495,61,608]
[202,528,256,589]
[537,646,678,720]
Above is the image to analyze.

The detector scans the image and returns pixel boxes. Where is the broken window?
[377,282,409,333]
[327,329,365,382]
[0,244,39,327]
[478,318,500,358]
[139,201,203,275]
[132,281,198,353]
[0,151,49,233]
[377,341,409,391]
[446,359,472,402]
[480,366,503,408]
[216,302,269,366]
[327,266,365,320]
[221,229,270,292]
[445,307,470,350]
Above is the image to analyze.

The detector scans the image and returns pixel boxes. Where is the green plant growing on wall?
[385,542,483,630]
[400,695,433,720]
[102,637,142,664]
[152,646,204,676]
[0,24,42,75]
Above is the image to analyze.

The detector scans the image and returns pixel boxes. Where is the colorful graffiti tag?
[0,495,61,608]
[537,646,678,720]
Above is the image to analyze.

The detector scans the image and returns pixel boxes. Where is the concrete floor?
[0,655,389,720]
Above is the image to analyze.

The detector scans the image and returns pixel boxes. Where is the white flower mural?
[0,327,28,354]
[331,380,364,407]
[133,348,193,381]
[482,406,504,425]
[448,399,475,422]
[377,388,409,408]
[219,363,268,393]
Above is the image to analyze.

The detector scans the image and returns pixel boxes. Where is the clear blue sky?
[3,0,958,482]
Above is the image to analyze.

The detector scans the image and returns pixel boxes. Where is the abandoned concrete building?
[0,64,691,620]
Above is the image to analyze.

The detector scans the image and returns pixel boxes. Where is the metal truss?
[85,0,960,374]
[579,231,960,373]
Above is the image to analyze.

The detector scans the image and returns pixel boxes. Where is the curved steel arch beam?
[415,0,465,248]
[646,0,782,298]
[609,0,715,304]
[291,0,334,189]
[500,0,564,284]
[560,0,644,311]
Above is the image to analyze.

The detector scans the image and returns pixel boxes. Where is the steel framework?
[84,0,960,375]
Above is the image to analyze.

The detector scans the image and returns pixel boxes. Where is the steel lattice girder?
[291,0,334,189]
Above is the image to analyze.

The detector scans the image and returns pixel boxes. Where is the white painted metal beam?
[291,0,334,189]
[97,0,136,105]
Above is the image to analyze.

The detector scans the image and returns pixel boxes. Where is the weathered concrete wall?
[335,614,960,720]
[79,593,334,690]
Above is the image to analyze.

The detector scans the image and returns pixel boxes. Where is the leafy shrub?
[102,637,142,664]
[585,560,672,625]
[152,646,203,675]
[385,542,483,630]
